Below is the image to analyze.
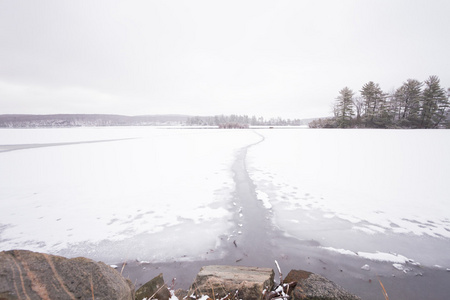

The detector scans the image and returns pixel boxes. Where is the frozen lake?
[247,129,450,268]
[0,127,260,262]
[1,127,450,298]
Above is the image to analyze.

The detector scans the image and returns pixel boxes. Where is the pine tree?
[360,81,386,127]
[378,93,395,127]
[420,76,449,128]
[394,79,422,127]
[334,87,355,128]
[352,96,365,127]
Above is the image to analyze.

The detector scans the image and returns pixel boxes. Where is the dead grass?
[89,275,94,300]
[377,276,389,300]
[120,262,126,275]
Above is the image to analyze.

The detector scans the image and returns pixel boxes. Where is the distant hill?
[0,114,190,127]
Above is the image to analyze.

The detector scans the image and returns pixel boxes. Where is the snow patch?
[256,190,272,209]
[357,251,410,263]
[320,247,357,256]
[321,246,416,265]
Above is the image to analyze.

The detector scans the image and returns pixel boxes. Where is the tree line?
[187,114,304,127]
[309,75,450,129]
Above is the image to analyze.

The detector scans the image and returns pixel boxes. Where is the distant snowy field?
[1,127,449,268]
[248,129,450,267]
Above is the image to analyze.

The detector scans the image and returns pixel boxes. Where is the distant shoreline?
[0,114,316,128]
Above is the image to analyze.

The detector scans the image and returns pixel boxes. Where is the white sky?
[1,0,449,119]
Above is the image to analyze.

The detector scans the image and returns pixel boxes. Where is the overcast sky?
[1,0,449,119]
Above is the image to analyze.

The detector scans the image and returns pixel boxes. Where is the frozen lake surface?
[247,129,450,268]
[1,127,450,298]
[0,127,260,262]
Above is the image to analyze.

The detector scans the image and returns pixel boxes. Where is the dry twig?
[148,283,168,299]
[90,275,94,300]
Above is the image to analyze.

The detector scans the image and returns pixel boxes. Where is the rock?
[0,250,134,300]
[188,265,274,300]
[174,288,189,299]
[136,273,171,300]
[284,270,361,300]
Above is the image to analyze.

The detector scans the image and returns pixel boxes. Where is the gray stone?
[188,265,274,300]
[0,250,135,300]
[136,273,171,300]
[174,288,189,300]
[284,270,361,300]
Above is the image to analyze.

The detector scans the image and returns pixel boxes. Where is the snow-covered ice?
[1,127,449,269]
[361,264,370,271]
[321,246,418,265]
[247,128,450,267]
[0,127,260,263]
[256,190,272,209]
